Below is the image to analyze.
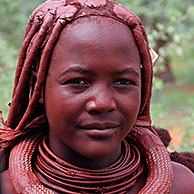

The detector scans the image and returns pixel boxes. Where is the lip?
[79,122,120,138]
[80,121,120,129]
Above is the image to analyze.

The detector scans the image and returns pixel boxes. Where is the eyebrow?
[114,67,140,78]
[58,66,93,78]
[58,66,140,78]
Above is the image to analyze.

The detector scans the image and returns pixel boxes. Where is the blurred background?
[0,0,194,151]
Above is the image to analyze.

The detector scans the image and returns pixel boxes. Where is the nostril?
[108,108,115,112]
[88,110,101,115]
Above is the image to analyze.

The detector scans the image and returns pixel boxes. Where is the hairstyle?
[0,0,153,148]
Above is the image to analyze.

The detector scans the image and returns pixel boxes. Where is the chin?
[81,143,121,160]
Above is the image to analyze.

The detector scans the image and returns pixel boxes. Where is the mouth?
[79,122,120,138]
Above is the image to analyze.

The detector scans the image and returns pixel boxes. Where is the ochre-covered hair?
[0,0,153,148]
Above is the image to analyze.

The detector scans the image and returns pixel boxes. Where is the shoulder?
[0,169,13,194]
[171,161,194,194]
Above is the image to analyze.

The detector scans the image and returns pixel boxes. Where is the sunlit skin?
[45,17,142,169]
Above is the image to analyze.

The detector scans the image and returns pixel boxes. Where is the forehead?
[60,17,139,54]
[49,16,140,73]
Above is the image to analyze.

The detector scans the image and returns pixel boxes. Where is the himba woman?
[0,0,194,193]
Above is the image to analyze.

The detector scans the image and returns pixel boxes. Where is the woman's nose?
[85,91,116,114]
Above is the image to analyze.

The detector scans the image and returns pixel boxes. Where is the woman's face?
[45,17,141,160]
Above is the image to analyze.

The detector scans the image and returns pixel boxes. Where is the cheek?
[45,84,83,128]
[120,90,141,125]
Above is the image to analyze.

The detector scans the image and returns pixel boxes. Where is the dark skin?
[1,17,194,194]
[45,17,141,169]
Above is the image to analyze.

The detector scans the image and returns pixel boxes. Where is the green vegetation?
[151,44,194,152]
[0,0,44,117]
[0,0,194,151]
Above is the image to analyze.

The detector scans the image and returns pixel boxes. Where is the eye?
[63,78,88,85]
[113,79,136,86]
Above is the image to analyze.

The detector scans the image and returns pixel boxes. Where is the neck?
[48,129,122,169]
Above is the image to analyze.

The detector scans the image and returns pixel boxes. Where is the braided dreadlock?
[0,0,174,193]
